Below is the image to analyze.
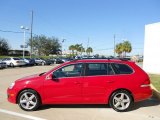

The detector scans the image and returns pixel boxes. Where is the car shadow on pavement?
[38,104,109,111]
[131,96,160,111]
[38,96,160,111]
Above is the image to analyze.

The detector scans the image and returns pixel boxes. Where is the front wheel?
[17,89,41,111]
[10,63,14,67]
[41,62,45,66]
[109,90,133,112]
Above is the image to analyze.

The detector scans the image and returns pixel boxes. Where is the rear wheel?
[109,90,133,112]
[10,63,14,67]
[17,89,41,111]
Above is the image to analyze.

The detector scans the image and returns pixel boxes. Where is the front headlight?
[9,82,15,89]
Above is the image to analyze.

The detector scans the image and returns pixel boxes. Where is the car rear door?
[82,63,110,104]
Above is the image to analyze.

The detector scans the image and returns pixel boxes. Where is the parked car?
[2,57,26,67]
[55,58,69,64]
[43,59,54,65]
[7,58,152,112]
[21,58,36,66]
[48,58,56,64]
[34,58,54,66]
[0,60,7,69]
[34,58,46,65]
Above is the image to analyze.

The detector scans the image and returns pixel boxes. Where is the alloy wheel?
[19,92,37,110]
[112,93,130,111]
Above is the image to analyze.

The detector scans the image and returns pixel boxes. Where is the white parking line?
[0,109,47,120]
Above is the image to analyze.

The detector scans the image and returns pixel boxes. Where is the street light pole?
[61,39,66,56]
[21,26,29,59]
[23,29,26,59]
[30,10,33,58]
[114,34,116,57]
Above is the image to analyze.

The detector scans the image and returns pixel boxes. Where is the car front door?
[43,63,84,104]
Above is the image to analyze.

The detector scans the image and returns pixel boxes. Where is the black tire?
[17,89,41,111]
[10,63,14,67]
[109,90,133,112]
[41,62,45,66]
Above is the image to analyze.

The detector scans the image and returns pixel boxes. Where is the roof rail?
[70,57,129,61]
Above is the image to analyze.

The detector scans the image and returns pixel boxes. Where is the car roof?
[65,58,134,65]
[46,58,135,75]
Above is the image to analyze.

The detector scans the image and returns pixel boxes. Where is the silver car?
[2,57,26,67]
[0,60,7,69]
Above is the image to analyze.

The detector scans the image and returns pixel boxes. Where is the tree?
[123,40,132,57]
[69,44,85,56]
[115,43,124,57]
[0,37,10,55]
[74,44,81,55]
[28,35,61,56]
[69,45,76,55]
[115,40,132,57]
[86,47,93,55]
[80,46,85,55]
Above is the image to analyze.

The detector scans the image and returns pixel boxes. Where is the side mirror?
[46,74,53,80]
[46,74,59,82]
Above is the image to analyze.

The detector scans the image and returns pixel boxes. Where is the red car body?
[7,59,152,111]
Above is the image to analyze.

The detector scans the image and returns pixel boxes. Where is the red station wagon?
[7,58,152,112]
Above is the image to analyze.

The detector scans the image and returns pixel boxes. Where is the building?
[143,22,160,74]
[8,50,30,56]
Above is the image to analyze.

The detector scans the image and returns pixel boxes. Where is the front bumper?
[7,88,17,104]
[0,64,7,68]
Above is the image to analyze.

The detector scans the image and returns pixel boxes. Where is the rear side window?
[13,58,20,60]
[85,63,107,76]
[111,63,133,74]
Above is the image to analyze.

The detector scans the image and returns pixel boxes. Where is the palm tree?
[86,47,93,55]
[115,41,132,57]
[123,41,132,57]
[115,43,124,57]
[69,45,76,55]
[80,46,85,55]
[75,44,81,55]
[69,44,86,56]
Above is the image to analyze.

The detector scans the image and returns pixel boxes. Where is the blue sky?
[0,0,160,55]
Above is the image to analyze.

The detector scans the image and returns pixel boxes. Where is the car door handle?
[107,80,115,83]
[74,81,81,84]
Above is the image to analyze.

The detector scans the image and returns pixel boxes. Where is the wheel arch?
[108,88,134,103]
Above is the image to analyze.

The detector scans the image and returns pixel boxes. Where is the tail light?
[141,78,150,87]
[16,61,20,63]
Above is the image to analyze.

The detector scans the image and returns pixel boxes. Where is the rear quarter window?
[13,58,20,60]
[112,63,133,74]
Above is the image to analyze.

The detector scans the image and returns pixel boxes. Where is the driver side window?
[53,64,83,78]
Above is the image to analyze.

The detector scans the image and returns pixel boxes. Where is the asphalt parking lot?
[0,65,160,120]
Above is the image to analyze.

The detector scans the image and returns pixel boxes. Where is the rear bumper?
[134,86,152,102]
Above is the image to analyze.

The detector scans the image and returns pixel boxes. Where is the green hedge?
[0,55,60,59]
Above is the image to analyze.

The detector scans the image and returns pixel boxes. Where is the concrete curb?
[151,84,160,100]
